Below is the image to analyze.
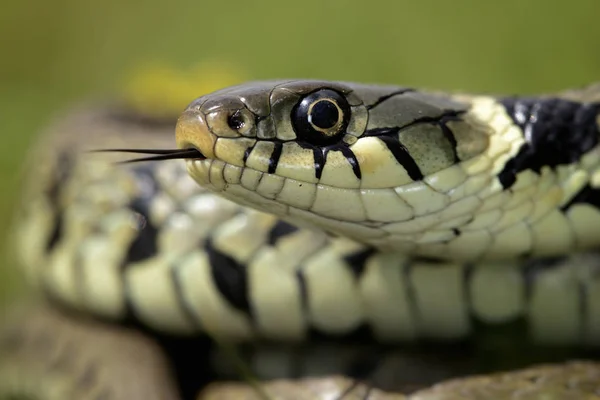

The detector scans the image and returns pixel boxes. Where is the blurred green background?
[1,0,599,304]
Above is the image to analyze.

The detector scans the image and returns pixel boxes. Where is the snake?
[1,79,600,399]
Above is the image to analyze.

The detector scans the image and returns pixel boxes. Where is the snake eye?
[291,89,351,145]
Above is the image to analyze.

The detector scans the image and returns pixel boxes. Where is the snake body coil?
[4,80,600,399]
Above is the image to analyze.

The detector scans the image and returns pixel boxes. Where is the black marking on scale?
[267,220,299,245]
[376,135,424,181]
[170,262,204,330]
[243,143,255,165]
[125,198,160,263]
[498,97,600,189]
[45,152,74,252]
[337,145,362,179]
[46,216,64,252]
[296,141,363,181]
[268,141,283,174]
[561,184,600,211]
[296,269,309,314]
[312,147,326,180]
[205,239,252,316]
[344,248,376,278]
[123,165,161,264]
[359,110,469,181]
[439,114,461,163]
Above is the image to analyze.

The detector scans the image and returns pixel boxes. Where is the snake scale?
[1,80,600,399]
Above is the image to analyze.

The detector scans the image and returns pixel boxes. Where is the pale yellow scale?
[127,256,197,334]
[469,263,524,323]
[353,137,414,189]
[409,261,470,339]
[567,205,600,248]
[249,248,309,341]
[394,181,450,217]
[255,174,285,199]
[359,252,417,341]
[311,184,366,222]
[248,230,341,340]
[319,150,361,189]
[360,188,414,222]
[276,178,317,210]
[211,211,278,264]
[302,248,365,334]
[528,258,583,345]
[274,143,319,184]
[244,141,276,173]
[78,234,128,318]
[79,209,140,318]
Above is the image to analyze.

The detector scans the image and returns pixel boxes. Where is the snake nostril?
[227,111,246,130]
[175,112,217,159]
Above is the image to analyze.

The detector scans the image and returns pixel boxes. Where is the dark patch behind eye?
[498,98,600,189]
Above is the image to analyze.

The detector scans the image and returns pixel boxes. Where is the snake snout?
[175,109,215,159]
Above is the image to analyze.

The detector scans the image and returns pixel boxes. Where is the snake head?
[175,80,519,258]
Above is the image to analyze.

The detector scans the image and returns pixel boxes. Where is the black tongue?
[89,147,205,163]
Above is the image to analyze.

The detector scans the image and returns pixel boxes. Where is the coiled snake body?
[2,80,600,399]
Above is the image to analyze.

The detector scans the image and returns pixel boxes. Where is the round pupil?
[309,100,339,129]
